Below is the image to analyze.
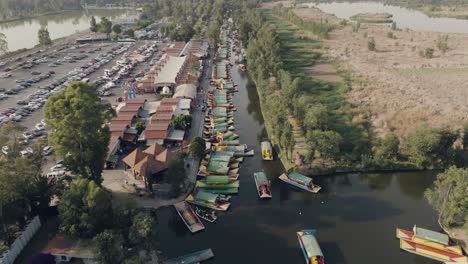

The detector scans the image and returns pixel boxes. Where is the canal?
[0,9,133,52]
[157,59,440,263]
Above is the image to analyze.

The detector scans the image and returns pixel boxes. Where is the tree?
[129,212,158,249]
[94,230,125,264]
[166,155,186,197]
[44,82,115,183]
[304,104,329,131]
[437,34,449,53]
[307,130,342,162]
[463,122,468,149]
[189,137,205,160]
[99,17,113,39]
[406,125,458,168]
[0,32,7,55]
[38,27,52,46]
[172,114,192,130]
[375,133,400,163]
[59,179,112,238]
[125,29,135,38]
[425,166,468,227]
[367,37,376,51]
[90,16,98,33]
[112,24,122,35]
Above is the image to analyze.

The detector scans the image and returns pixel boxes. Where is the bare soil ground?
[306,63,343,83]
[292,6,468,139]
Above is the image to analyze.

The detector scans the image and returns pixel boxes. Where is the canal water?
[305,1,468,34]
[157,65,440,263]
[0,9,133,52]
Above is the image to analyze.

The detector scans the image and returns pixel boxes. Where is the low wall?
[0,216,41,264]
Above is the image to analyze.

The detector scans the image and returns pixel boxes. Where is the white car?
[22,131,33,139]
[35,123,45,130]
[25,147,34,154]
[43,146,53,155]
[2,145,9,155]
[47,170,66,179]
[41,119,46,126]
[51,164,65,171]
[20,150,30,157]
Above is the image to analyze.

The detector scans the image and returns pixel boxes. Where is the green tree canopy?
[189,137,205,160]
[94,230,125,264]
[99,17,113,38]
[38,27,52,46]
[129,212,158,249]
[44,81,115,183]
[307,130,342,162]
[90,16,98,33]
[166,155,186,197]
[425,166,468,227]
[375,133,400,163]
[59,179,112,238]
[0,32,8,55]
[406,125,458,168]
[112,24,122,35]
[304,104,329,131]
[172,114,192,130]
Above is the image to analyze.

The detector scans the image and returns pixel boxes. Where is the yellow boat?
[261,141,273,161]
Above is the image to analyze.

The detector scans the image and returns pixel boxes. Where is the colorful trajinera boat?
[186,190,231,211]
[297,230,325,264]
[279,171,321,193]
[173,202,205,233]
[261,141,273,161]
[253,171,272,198]
[396,225,468,262]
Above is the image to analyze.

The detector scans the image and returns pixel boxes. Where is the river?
[0,9,134,52]
[304,1,468,34]
[157,62,440,263]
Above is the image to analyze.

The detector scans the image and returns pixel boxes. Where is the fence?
[0,216,41,264]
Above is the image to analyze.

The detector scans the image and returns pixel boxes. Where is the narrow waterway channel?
[157,57,441,263]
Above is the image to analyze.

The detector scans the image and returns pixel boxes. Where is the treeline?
[0,0,81,21]
[143,0,225,41]
[235,4,465,171]
[272,4,334,39]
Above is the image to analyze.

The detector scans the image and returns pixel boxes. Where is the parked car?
[22,131,33,139]
[43,146,53,155]
[31,71,41,75]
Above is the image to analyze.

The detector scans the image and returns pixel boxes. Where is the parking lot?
[0,39,164,175]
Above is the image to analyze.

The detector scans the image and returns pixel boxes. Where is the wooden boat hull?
[279,174,321,193]
[173,202,205,233]
[186,194,230,211]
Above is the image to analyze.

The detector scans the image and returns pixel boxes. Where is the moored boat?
[297,229,325,264]
[396,225,468,262]
[253,171,272,198]
[238,64,246,71]
[261,141,273,161]
[186,190,231,211]
[195,207,218,223]
[173,201,205,233]
[279,171,321,193]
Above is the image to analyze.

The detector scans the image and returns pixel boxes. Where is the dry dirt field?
[288,6,468,139]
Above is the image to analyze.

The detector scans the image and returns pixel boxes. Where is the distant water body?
[305,1,468,34]
[0,9,133,52]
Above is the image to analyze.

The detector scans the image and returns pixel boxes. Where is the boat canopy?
[288,171,313,185]
[413,225,449,245]
[206,176,230,184]
[300,230,324,257]
[207,160,229,174]
[261,141,272,151]
[255,172,268,184]
[220,140,240,146]
[195,190,218,203]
